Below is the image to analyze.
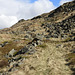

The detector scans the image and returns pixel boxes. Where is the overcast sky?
[0,0,73,29]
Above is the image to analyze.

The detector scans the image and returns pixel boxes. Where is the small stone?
[8,49,17,57]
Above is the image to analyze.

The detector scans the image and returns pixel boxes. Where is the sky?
[0,0,73,29]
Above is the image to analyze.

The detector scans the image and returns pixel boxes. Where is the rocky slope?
[0,1,75,75]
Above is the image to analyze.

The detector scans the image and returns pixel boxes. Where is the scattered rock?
[18,19,25,23]
[8,49,17,57]
[0,42,8,47]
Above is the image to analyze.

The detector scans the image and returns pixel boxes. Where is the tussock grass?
[66,53,75,65]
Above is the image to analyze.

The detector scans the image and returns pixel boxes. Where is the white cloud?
[0,0,23,16]
[0,0,55,29]
[0,15,18,29]
[17,0,55,19]
[59,0,73,5]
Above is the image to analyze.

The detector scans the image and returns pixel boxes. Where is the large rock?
[8,49,17,57]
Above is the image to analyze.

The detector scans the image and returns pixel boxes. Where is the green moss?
[37,44,47,48]
[2,41,8,44]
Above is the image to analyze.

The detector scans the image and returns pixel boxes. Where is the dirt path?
[43,43,72,75]
[10,42,72,75]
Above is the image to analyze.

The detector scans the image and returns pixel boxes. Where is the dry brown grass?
[0,42,23,55]
[66,53,75,65]
[0,59,8,68]
[0,40,24,69]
